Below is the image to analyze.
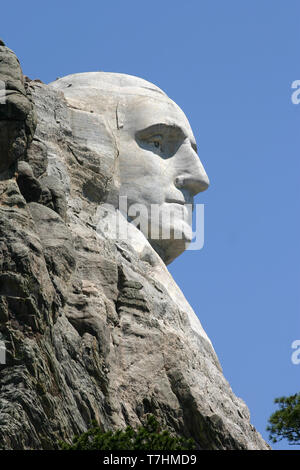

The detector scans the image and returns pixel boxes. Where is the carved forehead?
[49,71,166,112]
[49,72,194,140]
[122,95,194,139]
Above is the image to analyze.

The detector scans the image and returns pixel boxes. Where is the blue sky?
[2,0,300,449]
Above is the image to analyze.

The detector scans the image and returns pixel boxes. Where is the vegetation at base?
[267,393,300,445]
[60,414,196,450]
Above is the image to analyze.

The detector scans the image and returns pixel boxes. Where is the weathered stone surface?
[0,44,36,174]
[16,161,42,203]
[0,49,269,450]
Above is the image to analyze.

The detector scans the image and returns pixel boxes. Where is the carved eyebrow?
[135,123,186,139]
[191,141,198,153]
[135,123,198,153]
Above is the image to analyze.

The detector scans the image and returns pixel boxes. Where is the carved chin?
[149,237,187,265]
[146,220,192,265]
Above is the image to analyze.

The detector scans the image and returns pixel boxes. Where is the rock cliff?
[0,41,269,450]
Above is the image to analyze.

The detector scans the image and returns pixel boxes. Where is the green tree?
[267,393,300,445]
[60,415,196,450]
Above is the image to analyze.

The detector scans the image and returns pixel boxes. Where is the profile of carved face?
[50,73,209,264]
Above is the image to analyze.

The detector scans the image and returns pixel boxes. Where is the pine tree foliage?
[60,415,196,450]
[267,393,300,445]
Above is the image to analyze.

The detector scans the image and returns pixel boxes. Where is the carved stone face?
[50,73,209,264]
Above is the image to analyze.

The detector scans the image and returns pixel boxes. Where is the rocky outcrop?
[0,43,269,450]
[0,40,36,176]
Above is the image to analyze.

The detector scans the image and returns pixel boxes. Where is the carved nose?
[173,143,210,196]
[174,172,210,195]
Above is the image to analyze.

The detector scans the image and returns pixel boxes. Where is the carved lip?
[165,198,186,205]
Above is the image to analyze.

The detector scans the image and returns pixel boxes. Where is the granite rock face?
[0,41,36,175]
[0,44,269,450]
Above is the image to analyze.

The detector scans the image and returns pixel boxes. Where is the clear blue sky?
[2,0,299,449]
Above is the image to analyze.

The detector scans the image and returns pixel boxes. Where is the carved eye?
[150,136,162,151]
